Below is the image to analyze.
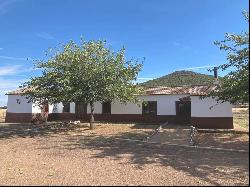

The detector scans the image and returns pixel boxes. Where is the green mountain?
[140,71,216,87]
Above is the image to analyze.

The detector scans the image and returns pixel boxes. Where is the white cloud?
[177,65,220,71]
[0,65,22,76]
[135,77,156,84]
[0,0,17,15]
[0,55,29,61]
[36,32,55,40]
[172,41,195,52]
[0,64,38,105]
[137,77,155,80]
[173,42,181,47]
[0,96,8,106]
[0,65,38,76]
[0,78,28,106]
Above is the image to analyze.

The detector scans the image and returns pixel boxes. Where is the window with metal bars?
[142,101,157,115]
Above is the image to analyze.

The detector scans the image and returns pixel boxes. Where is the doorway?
[75,102,87,120]
[175,101,191,125]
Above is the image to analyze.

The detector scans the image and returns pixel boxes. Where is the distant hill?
[140,71,217,87]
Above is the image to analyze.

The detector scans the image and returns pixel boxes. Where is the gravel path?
[0,123,249,186]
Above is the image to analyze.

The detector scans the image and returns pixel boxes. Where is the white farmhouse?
[5,85,233,129]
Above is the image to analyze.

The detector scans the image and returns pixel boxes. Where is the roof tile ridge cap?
[147,86,170,91]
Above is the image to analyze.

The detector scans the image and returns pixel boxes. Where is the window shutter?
[63,102,70,113]
[102,102,111,114]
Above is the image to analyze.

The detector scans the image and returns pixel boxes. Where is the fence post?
[189,125,197,146]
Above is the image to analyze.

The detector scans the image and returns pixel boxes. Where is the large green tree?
[212,11,249,104]
[23,39,143,129]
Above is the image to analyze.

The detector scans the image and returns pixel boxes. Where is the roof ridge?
[144,84,212,89]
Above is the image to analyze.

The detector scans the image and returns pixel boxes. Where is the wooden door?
[75,102,87,120]
[175,101,191,125]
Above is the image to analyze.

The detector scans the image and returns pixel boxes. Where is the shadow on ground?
[51,132,248,185]
[0,122,90,139]
[0,122,156,140]
[0,122,249,185]
[195,132,249,151]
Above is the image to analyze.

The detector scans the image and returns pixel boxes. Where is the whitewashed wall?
[7,95,33,113]
[48,104,54,113]
[7,95,75,114]
[48,102,75,113]
[84,94,188,115]
[7,94,232,118]
[33,103,66,114]
[49,103,64,113]
[111,102,141,114]
[191,96,232,117]
[140,95,189,115]
[70,102,75,113]
[32,103,42,113]
[87,102,102,114]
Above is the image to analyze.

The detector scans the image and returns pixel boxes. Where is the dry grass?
[233,108,249,129]
[0,109,6,122]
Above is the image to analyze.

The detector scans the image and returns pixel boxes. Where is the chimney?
[213,67,219,85]
[213,67,218,79]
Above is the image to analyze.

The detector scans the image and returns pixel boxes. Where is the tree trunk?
[41,103,49,125]
[44,113,48,124]
[90,102,95,130]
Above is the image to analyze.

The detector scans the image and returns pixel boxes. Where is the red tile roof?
[144,85,217,96]
[6,87,34,95]
[7,85,217,96]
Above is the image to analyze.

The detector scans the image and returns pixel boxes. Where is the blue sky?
[0,0,248,106]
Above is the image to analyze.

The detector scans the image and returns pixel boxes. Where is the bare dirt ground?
[148,124,249,152]
[148,125,190,145]
[0,122,249,186]
[195,132,249,151]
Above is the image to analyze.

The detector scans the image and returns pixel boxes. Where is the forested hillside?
[140,71,217,87]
